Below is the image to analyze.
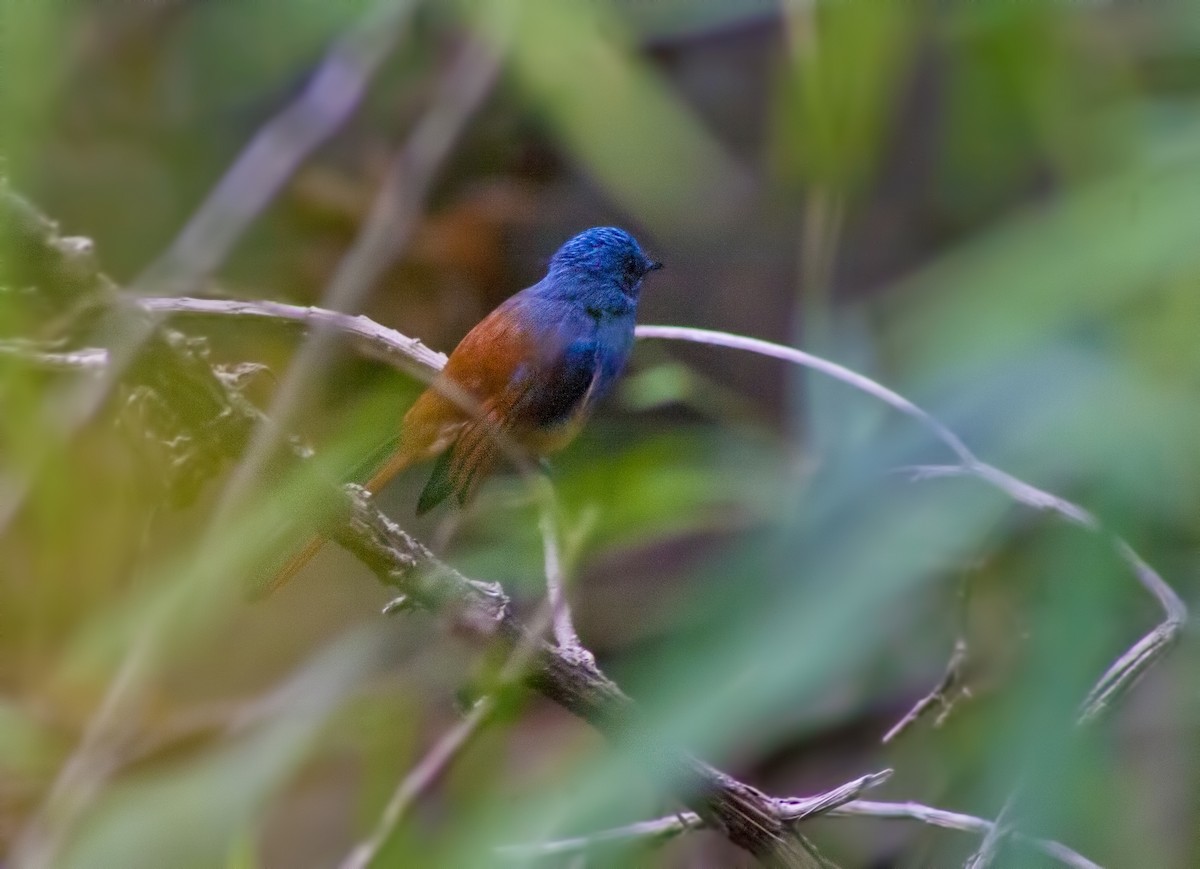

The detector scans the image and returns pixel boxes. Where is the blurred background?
[2,0,1200,866]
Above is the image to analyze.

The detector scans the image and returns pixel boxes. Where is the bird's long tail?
[257,440,416,597]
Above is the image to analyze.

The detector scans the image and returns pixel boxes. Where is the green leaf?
[61,628,385,869]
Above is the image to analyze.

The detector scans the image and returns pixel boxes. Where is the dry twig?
[833,800,1100,869]
[496,787,1100,869]
[631,326,1185,728]
[538,481,588,652]
[339,695,498,869]
[882,577,974,744]
[497,769,891,861]
[882,632,970,745]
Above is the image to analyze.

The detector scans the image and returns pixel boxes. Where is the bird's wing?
[406,294,602,512]
[433,294,600,431]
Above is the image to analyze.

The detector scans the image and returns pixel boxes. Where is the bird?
[265,226,661,594]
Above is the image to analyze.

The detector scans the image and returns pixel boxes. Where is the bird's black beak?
[646,260,663,273]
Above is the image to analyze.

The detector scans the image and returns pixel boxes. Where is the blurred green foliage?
[2,0,1200,867]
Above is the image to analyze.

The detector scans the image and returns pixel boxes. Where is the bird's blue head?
[546,227,662,299]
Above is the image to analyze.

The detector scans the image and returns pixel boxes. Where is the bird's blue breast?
[503,280,637,431]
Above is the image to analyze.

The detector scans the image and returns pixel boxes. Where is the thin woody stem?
[497,794,1100,869]
[538,480,586,651]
